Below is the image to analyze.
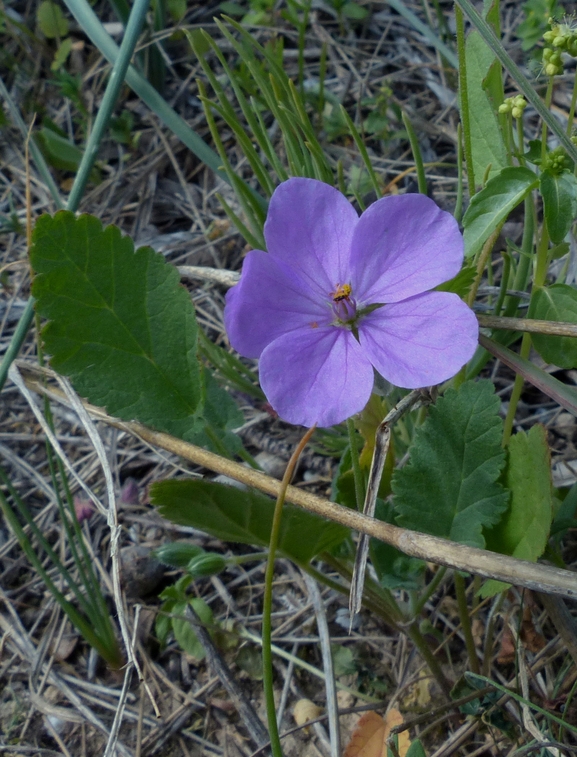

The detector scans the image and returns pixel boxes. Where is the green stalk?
[454,573,479,674]
[455,4,475,194]
[567,74,577,137]
[406,621,452,700]
[340,106,381,196]
[262,426,316,757]
[402,111,427,194]
[454,123,464,222]
[347,418,365,511]
[541,77,554,165]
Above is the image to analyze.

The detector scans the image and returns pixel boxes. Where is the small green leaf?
[235,645,263,679]
[463,166,538,258]
[393,380,509,548]
[150,479,348,563]
[331,645,358,676]
[167,0,186,21]
[464,32,507,185]
[37,126,83,172]
[540,169,577,244]
[481,425,552,597]
[172,598,213,660]
[342,3,369,20]
[51,37,73,71]
[30,212,204,440]
[37,0,69,38]
[436,261,476,298]
[530,284,577,368]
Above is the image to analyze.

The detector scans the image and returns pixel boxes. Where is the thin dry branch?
[16,361,577,601]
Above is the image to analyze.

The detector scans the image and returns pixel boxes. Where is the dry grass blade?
[349,390,429,620]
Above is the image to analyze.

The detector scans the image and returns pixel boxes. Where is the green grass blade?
[402,111,427,194]
[0,76,63,209]
[67,0,150,212]
[339,106,381,196]
[386,0,458,68]
[61,0,231,178]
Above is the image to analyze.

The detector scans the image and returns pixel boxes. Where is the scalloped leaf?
[392,380,509,548]
[150,479,348,563]
[30,211,203,440]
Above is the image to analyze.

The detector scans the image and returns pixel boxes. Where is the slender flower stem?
[454,573,480,674]
[347,418,365,511]
[262,425,316,757]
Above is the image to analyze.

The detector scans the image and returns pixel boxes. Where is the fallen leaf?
[344,709,410,757]
[293,698,323,727]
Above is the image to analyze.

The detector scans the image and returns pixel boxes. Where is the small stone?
[120,545,164,598]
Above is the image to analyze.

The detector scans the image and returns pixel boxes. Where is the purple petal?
[358,292,478,388]
[225,250,331,358]
[259,327,374,427]
[264,178,359,297]
[350,194,464,304]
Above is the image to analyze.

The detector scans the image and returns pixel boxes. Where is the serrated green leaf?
[463,166,538,258]
[30,212,204,440]
[540,169,577,244]
[172,598,213,660]
[530,284,577,369]
[37,0,69,38]
[464,32,507,185]
[392,380,509,548]
[150,479,348,563]
[481,424,552,597]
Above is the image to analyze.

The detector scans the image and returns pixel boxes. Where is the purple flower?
[224,178,478,428]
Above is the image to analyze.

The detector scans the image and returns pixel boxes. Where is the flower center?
[331,283,357,322]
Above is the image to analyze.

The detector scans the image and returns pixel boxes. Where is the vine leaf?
[392,380,509,548]
[30,211,204,440]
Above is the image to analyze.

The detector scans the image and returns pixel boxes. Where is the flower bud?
[498,102,511,114]
[154,542,205,567]
[187,553,227,577]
